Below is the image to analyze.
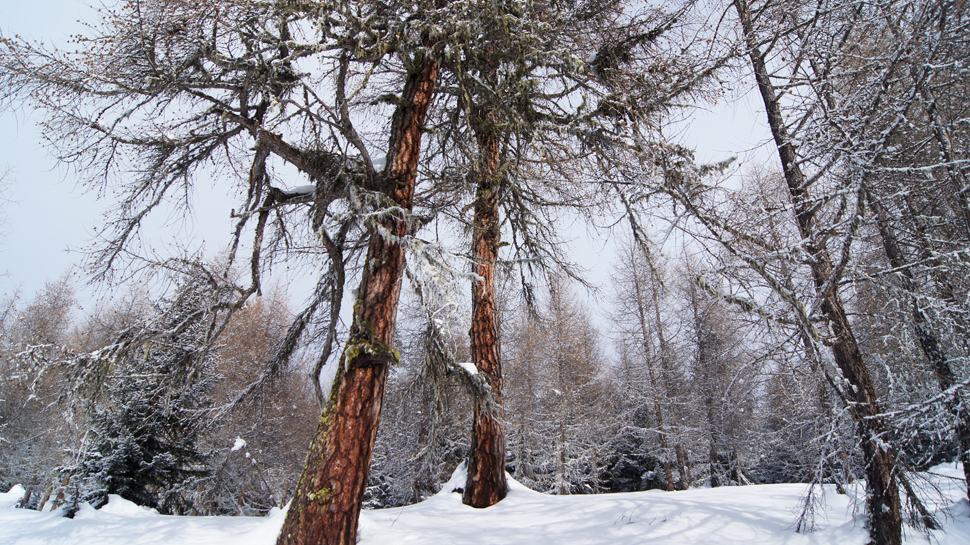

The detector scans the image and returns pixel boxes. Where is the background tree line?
[5,208,960,517]
[0,273,318,515]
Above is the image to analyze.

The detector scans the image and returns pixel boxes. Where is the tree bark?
[675,444,691,489]
[733,1,902,542]
[277,52,438,545]
[463,120,509,507]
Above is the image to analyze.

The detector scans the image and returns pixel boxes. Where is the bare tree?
[611,241,687,491]
[0,277,78,506]
[412,0,724,507]
[502,276,613,494]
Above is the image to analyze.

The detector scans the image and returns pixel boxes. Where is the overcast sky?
[1,0,103,300]
[0,1,775,313]
[0,1,243,305]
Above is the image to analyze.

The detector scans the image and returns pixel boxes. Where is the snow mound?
[1,485,27,510]
[435,462,535,499]
[437,461,468,496]
[99,495,159,517]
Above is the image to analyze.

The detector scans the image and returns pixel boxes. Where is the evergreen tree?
[68,276,228,514]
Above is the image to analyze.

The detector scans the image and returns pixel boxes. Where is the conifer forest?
[1,1,969,544]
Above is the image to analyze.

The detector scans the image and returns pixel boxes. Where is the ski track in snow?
[2,464,969,545]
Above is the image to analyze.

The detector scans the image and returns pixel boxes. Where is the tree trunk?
[463,120,509,507]
[631,255,675,492]
[709,437,721,488]
[733,1,902,542]
[277,52,438,545]
[867,187,970,503]
[675,444,690,489]
[558,415,569,495]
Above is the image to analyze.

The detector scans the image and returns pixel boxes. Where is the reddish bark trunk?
[463,121,509,507]
[277,53,438,545]
[734,1,901,542]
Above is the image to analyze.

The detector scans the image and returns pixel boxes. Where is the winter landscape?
[4,464,970,545]
[2,0,969,544]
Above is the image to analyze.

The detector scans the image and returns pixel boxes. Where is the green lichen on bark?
[307,487,334,505]
[342,336,400,368]
[318,406,334,428]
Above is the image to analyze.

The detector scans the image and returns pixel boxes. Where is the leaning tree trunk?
[277,53,439,545]
[463,117,509,507]
[866,187,970,503]
[733,1,902,542]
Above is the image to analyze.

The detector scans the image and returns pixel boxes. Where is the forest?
[0,1,968,545]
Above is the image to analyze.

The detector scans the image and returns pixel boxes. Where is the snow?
[231,437,247,452]
[457,361,479,377]
[1,485,26,510]
[280,185,315,197]
[2,465,969,545]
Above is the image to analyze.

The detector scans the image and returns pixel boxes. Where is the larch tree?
[503,295,547,489]
[798,0,970,501]
[611,241,684,491]
[610,0,911,539]
[730,0,970,536]
[543,276,611,494]
[410,0,723,507]
[204,289,318,516]
[1,1,447,542]
[499,278,612,494]
[679,255,761,488]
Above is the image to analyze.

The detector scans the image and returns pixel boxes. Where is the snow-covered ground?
[3,464,969,545]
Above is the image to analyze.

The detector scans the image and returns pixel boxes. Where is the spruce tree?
[69,277,223,514]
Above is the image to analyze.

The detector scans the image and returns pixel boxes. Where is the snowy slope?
[3,464,969,545]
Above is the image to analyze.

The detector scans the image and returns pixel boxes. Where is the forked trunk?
[277,53,439,545]
[464,123,509,507]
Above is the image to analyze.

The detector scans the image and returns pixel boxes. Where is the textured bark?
[734,1,902,542]
[277,53,438,545]
[463,121,509,507]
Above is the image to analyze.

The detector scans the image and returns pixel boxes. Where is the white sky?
[0,0,776,315]
[1,0,102,299]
